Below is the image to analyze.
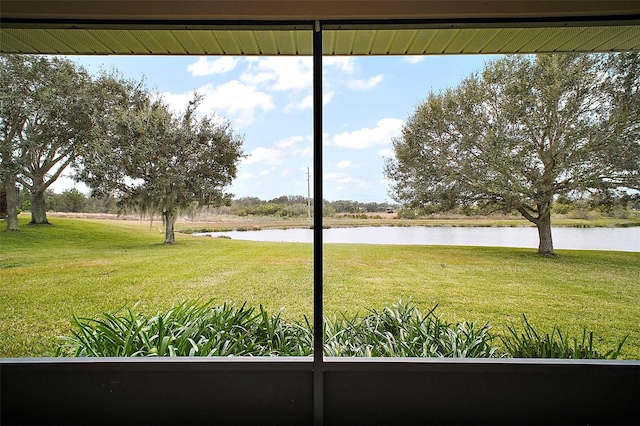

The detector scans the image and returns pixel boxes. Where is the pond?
[197,226,640,252]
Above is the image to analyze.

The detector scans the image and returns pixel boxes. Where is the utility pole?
[307,167,311,219]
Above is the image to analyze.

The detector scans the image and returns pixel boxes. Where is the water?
[198,226,640,252]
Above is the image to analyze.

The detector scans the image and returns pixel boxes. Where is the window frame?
[2,13,640,426]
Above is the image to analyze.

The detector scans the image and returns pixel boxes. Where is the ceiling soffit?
[1,1,640,55]
[2,23,640,55]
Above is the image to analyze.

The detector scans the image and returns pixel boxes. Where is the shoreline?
[29,211,640,233]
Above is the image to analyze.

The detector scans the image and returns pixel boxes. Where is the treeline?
[326,199,396,214]
[17,188,119,215]
[230,196,310,217]
[10,189,399,218]
[397,192,640,219]
[14,188,636,219]
[552,193,640,219]
[229,196,396,217]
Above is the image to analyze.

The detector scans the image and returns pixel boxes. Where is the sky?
[52,54,499,202]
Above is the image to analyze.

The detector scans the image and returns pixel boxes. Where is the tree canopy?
[384,53,640,254]
[1,55,243,242]
[0,56,98,227]
[80,94,244,244]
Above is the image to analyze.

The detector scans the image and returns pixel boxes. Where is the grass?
[1,215,639,358]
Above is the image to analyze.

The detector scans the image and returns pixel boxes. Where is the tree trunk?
[30,189,50,225]
[4,175,20,231]
[162,209,176,244]
[536,204,555,255]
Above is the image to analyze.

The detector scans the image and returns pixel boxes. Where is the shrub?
[57,301,627,359]
[397,209,417,219]
[500,314,627,359]
[323,301,497,358]
[57,301,312,357]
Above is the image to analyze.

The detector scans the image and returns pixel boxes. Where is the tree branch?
[517,204,538,225]
[41,156,74,191]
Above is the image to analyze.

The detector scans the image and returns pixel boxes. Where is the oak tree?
[81,94,244,244]
[384,54,640,254]
[0,56,97,226]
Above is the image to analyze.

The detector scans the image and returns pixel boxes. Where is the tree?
[384,54,640,255]
[0,56,27,231]
[60,188,87,213]
[81,94,244,244]
[0,56,98,225]
[605,52,640,185]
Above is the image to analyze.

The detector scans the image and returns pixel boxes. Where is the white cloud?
[275,136,301,149]
[298,147,313,157]
[241,57,313,92]
[259,170,271,176]
[158,91,193,113]
[324,91,335,105]
[202,81,273,117]
[300,94,314,109]
[284,91,336,112]
[187,57,240,76]
[324,172,352,184]
[336,160,352,169]
[324,57,355,74]
[242,147,285,166]
[239,57,339,114]
[239,173,256,179]
[322,133,331,146]
[347,74,384,91]
[333,118,404,149]
[181,57,381,125]
[236,57,359,114]
[324,172,372,188]
[378,149,394,157]
[284,94,312,112]
[242,136,310,166]
[239,71,275,86]
[161,80,274,126]
[404,56,425,64]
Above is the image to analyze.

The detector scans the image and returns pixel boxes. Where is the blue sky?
[55,54,499,202]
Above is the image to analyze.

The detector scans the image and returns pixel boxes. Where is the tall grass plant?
[57,300,626,359]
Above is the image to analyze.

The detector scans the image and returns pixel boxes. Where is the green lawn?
[1,216,639,358]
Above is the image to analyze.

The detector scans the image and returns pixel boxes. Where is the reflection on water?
[198,226,640,252]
